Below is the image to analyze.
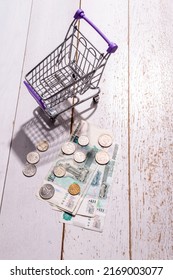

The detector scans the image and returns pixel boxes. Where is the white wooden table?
[0,0,172,260]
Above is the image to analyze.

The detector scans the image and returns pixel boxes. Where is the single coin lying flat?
[68,183,80,195]
[22,163,37,177]
[98,133,113,148]
[78,135,89,146]
[39,184,55,200]
[53,165,66,177]
[74,151,86,163]
[61,142,76,155]
[36,140,49,152]
[95,150,110,165]
[26,151,40,164]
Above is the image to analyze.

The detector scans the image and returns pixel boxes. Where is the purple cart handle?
[74,9,118,53]
[24,81,46,110]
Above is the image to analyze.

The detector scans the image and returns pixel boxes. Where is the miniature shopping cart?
[24,9,118,119]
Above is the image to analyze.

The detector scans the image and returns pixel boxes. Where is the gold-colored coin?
[68,183,80,195]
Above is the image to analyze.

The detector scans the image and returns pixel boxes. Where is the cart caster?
[50,117,57,123]
[93,95,100,103]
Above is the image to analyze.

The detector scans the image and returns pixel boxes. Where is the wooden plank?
[0,0,32,206]
[0,0,79,259]
[62,0,129,259]
[130,0,173,259]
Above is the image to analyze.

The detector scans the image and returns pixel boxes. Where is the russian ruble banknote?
[36,119,118,230]
[58,121,118,231]
[36,149,98,215]
[59,143,118,232]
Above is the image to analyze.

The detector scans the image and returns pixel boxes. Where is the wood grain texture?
[0,0,79,259]
[129,0,173,259]
[0,0,172,260]
[0,0,32,207]
[62,0,129,259]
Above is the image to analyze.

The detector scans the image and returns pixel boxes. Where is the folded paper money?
[36,120,118,232]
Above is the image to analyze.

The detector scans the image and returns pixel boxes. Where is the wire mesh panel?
[24,9,118,118]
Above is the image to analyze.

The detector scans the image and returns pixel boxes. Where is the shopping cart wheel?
[50,117,55,123]
[93,95,100,103]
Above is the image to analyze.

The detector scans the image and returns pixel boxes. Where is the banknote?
[36,119,118,227]
[51,196,98,217]
[36,146,98,214]
[48,149,104,217]
[51,168,105,218]
[49,120,112,217]
[60,211,105,232]
[59,142,119,231]
[71,120,113,150]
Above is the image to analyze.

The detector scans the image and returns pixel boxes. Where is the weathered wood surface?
[62,0,129,260]
[129,0,173,259]
[0,0,172,260]
[0,0,32,207]
[0,0,78,260]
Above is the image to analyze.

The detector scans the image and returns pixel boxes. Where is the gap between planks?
[128,0,132,260]
[60,0,82,260]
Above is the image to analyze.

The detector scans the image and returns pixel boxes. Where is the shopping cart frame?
[24,9,118,119]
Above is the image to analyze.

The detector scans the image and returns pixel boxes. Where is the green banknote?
[58,121,118,231]
[36,120,118,226]
[60,145,118,232]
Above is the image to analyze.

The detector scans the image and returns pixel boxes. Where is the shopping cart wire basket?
[24,9,118,119]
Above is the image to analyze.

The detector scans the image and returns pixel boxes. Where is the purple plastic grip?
[24,81,46,110]
[74,9,118,53]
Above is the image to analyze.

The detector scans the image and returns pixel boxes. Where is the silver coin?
[26,151,40,164]
[53,165,66,177]
[95,151,110,165]
[36,140,49,152]
[78,135,89,146]
[74,151,86,163]
[61,142,76,155]
[39,184,55,200]
[98,134,113,148]
[22,163,37,177]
